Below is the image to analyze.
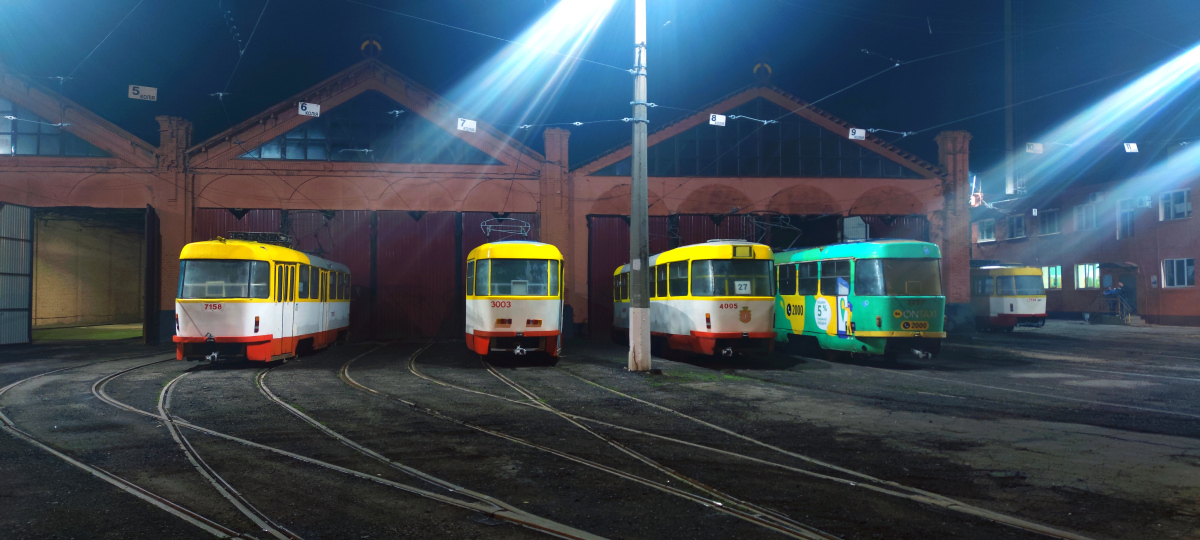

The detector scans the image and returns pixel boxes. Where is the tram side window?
[342,273,350,299]
[549,260,560,296]
[613,274,620,301]
[327,271,335,300]
[996,276,1016,296]
[298,264,310,299]
[819,260,851,296]
[797,262,818,295]
[777,264,797,295]
[275,264,284,301]
[467,260,476,296]
[669,262,689,297]
[655,265,668,297]
[475,260,490,296]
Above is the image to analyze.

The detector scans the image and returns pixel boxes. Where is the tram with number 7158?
[174,235,351,362]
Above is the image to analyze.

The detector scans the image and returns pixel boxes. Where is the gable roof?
[188,59,544,173]
[0,64,157,168]
[574,85,945,179]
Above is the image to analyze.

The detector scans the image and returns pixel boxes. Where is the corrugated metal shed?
[287,210,373,337]
[862,215,929,241]
[0,203,32,344]
[676,214,759,246]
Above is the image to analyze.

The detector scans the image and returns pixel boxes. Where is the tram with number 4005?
[174,236,351,362]
[773,240,945,361]
[613,240,776,357]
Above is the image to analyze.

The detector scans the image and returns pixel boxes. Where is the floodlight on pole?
[628,0,651,372]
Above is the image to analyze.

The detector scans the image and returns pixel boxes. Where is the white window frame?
[1074,263,1100,289]
[1074,204,1096,231]
[1038,209,1060,235]
[1162,258,1195,288]
[1159,190,1191,221]
[1041,265,1061,289]
[1117,199,1135,239]
[1006,215,1026,239]
[977,219,995,242]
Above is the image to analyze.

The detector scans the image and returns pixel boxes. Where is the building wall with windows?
[972,176,1200,325]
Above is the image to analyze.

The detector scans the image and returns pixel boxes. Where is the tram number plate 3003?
[490,301,512,308]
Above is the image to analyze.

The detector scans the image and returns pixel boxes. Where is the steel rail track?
[160,372,302,540]
[344,342,834,540]
[405,348,1093,540]
[252,347,604,540]
[91,349,601,540]
[555,367,1095,540]
[480,360,836,540]
[0,355,248,539]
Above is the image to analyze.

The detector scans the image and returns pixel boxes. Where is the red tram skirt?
[174,328,343,361]
[466,330,561,357]
[655,331,776,355]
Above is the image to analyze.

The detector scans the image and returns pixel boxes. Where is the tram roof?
[467,241,564,261]
[180,239,350,273]
[614,241,772,275]
[774,240,940,263]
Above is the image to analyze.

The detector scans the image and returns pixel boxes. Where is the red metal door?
[676,214,759,246]
[586,215,669,339]
[286,210,372,338]
[375,211,458,339]
[192,209,282,242]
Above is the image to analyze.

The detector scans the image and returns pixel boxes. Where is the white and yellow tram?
[174,238,351,361]
[613,240,776,357]
[970,265,1046,331]
[465,241,565,357]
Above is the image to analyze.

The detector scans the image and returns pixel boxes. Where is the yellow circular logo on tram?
[893,309,903,318]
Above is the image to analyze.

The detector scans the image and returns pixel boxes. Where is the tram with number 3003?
[613,240,776,357]
[174,238,351,362]
[774,240,945,360]
[466,241,565,357]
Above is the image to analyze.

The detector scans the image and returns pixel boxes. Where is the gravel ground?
[0,321,1196,539]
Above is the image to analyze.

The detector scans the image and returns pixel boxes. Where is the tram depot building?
[970,158,1200,326]
[0,59,974,345]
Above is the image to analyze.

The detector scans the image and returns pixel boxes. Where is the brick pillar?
[540,128,579,332]
[153,116,193,342]
[934,130,972,331]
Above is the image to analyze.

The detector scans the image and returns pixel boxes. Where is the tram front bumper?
[174,335,274,361]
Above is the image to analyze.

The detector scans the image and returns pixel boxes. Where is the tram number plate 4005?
[719,303,739,309]
[490,301,512,308]
[203,303,223,311]
[901,320,929,331]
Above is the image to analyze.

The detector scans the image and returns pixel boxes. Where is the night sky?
[3,0,1199,193]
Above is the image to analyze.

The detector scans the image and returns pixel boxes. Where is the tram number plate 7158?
[203,303,223,311]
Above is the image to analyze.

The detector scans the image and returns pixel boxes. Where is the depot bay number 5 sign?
[128,85,157,101]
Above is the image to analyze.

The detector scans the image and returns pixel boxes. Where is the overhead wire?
[65,0,146,81]
[223,0,271,94]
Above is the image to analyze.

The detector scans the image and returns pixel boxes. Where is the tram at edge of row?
[969,264,1047,332]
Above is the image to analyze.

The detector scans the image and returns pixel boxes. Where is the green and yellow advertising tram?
[774,240,946,360]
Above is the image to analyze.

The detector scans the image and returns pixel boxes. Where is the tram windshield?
[178,260,271,299]
[481,259,560,296]
[997,275,1045,296]
[690,260,773,296]
[854,258,942,296]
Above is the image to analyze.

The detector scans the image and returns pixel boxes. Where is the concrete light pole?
[628,0,651,371]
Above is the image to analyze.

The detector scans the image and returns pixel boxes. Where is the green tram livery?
[774,240,946,360]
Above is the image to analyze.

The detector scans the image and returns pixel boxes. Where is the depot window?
[1039,210,1060,235]
[854,259,943,297]
[1074,263,1100,289]
[1163,258,1195,288]
[1041,266,1062,289]
[178,260,270,299]
[0,98,109,157]
[1159,190,1191,221]
[690,260,772,296]
[1006,215,1026,239]
[977,219,995,242]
